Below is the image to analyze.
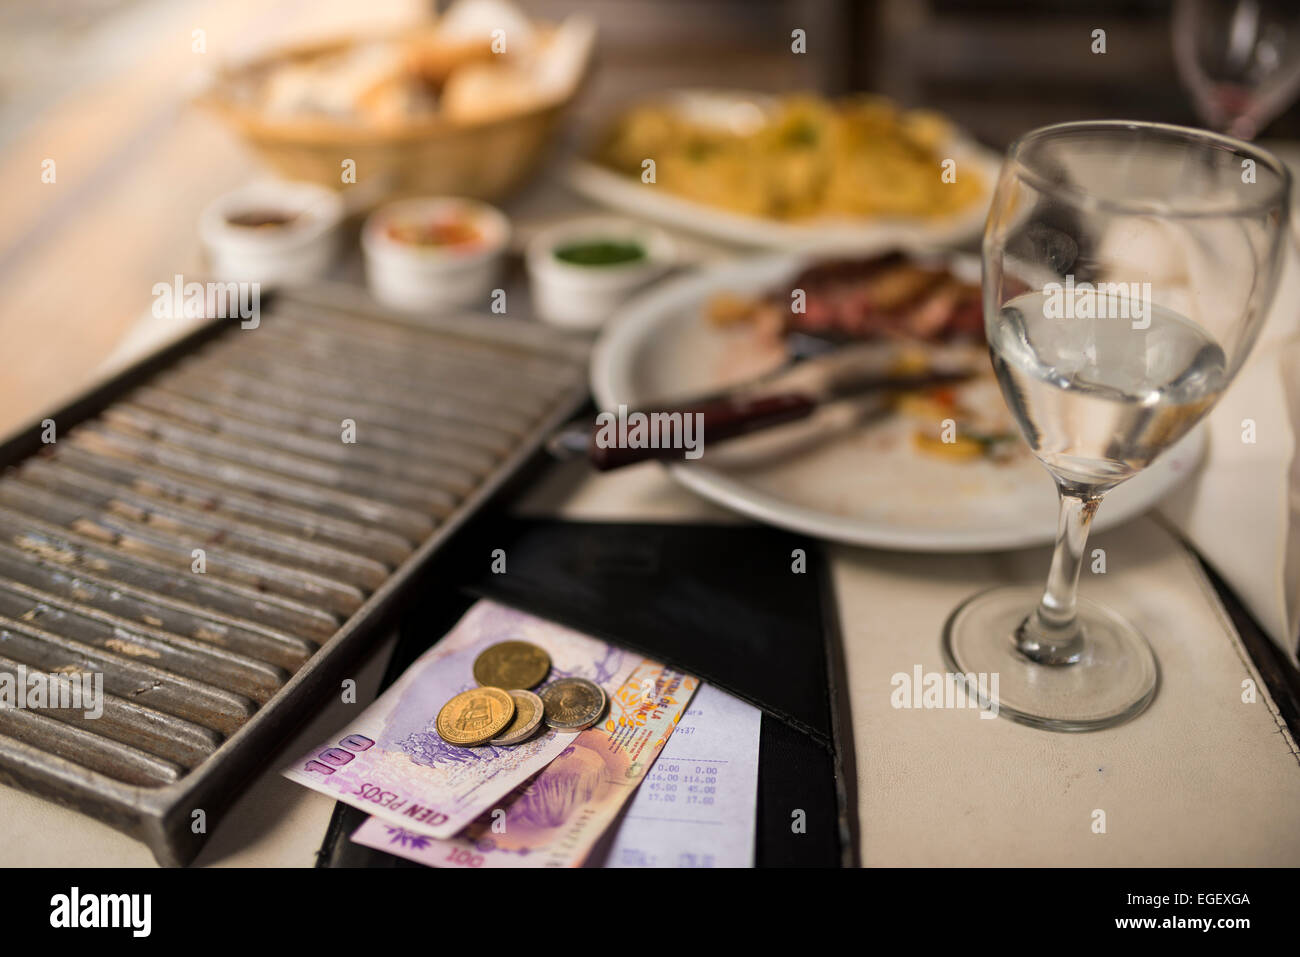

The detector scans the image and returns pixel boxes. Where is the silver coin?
[489,689,546,746]
[539,677,607,732]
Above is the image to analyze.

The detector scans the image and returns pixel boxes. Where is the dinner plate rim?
[590,254,1208,552]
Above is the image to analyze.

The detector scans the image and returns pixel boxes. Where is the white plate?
[568,89,1004,251]
[591,254,1206,552]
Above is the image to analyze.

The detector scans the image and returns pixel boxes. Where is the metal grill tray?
[0,284,590,865]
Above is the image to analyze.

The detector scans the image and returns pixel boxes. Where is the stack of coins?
[437,639,601,748]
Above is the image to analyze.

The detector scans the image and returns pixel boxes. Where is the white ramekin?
[525,217,675,330]
[199,180,344,286]
[361,197,510,314]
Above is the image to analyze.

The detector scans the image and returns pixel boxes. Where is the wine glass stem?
[1016,486,1102,665]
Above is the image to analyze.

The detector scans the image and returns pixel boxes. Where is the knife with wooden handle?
[552,344,983,470]
[586,392,819,470]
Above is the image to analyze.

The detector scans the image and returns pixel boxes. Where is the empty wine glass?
[1173,0,1300,140]
[943,121,1290,731]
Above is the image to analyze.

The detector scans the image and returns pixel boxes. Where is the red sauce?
[386,217,482,248]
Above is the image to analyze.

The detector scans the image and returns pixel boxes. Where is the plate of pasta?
[568,90,1002,250]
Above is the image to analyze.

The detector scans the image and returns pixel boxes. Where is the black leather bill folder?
[317,516,857,868]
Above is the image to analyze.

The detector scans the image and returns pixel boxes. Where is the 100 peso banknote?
[351,658,698,867]
[281,601,637,840]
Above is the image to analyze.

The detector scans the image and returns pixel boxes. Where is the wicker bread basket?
[195,23,592,205]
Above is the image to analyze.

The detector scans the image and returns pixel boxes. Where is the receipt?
[591,683,761,868]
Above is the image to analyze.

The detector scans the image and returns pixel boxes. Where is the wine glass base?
[941,585,1158,732]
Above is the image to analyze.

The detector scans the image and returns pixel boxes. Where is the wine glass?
[1173,0,1300,140]
[943,121,1291,731]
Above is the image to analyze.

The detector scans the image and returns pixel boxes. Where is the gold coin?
[539,677,606,732]
[489,689,546,746]
[436,687,515,746]
[472,641,551,690]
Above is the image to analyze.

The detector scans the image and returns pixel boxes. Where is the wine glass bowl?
[944,121,1291,731]
[1173,0,1300,140]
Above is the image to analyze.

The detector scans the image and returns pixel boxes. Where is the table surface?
[3,0,1300,867]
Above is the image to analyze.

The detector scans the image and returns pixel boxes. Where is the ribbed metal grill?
[0,285,589,864]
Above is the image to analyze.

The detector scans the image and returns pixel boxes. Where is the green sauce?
[554,239,646,267]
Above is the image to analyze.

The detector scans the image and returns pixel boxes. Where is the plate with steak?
[590,250,1205,551]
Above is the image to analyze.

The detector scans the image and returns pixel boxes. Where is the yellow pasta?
[596,95,983,221]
